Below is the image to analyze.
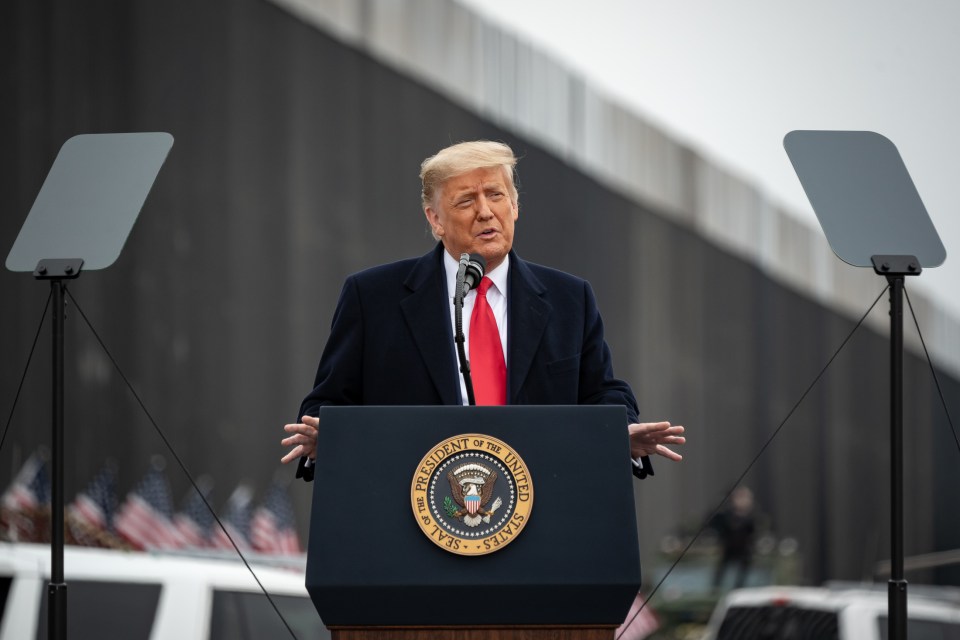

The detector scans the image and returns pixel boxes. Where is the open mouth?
[477,229,498,238]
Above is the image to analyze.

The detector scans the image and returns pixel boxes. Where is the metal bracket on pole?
[871,255,922,278]
[33,259,84,280]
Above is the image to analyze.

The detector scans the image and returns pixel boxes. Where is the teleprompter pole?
[873,255,920,640]
[35,259,83,640]
[889,275,907,640]
[50,278,66,640]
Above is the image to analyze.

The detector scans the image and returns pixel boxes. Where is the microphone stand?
[454,254,477,405]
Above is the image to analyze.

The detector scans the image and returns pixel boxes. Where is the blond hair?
[419,140,518,208]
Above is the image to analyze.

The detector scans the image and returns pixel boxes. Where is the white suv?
[0,543,327,640]
[702,584,960,640]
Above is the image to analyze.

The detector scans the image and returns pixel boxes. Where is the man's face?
[424,166,519,272]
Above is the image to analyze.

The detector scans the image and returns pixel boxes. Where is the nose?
[476,193,494,219]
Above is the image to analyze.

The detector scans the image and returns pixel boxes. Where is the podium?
[306,405,643,640]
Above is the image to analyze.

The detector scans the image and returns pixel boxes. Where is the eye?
[456,199,473,209]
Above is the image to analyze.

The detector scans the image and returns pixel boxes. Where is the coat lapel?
[507,254,552,403]
[400,245,461,405]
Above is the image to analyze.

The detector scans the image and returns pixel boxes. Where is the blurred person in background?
[711,485,757,589]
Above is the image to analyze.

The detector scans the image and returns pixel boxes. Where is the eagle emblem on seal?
[444,463,504,527]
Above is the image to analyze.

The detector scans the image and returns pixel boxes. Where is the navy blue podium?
[305,405,642,640]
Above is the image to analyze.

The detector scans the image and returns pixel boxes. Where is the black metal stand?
[872,254,920,640]
[6,132,173,640]
[34,258,83,640]
[785,130,947,640]
[453,259,476,406]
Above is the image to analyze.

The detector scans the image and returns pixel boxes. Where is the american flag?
[615,591,660,640]
[174,479,215,549]
[114,463,186,550]
[68,462,118,531]
[210,485,253,552]
[250,481,302,555]
[1,450,51,543]
[1,450,51,511]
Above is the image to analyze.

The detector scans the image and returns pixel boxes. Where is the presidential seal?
[411,434,533,556]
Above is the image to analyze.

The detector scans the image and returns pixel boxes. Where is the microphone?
[460,253,486,297]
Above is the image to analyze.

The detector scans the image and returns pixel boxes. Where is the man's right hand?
[281,415,319,464]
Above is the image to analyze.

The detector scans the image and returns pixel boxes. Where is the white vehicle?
[0,543,327,640]
[702,584,960,640]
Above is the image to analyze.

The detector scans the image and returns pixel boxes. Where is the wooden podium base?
[330,626,618,640]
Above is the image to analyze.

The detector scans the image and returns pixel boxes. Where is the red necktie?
[470,277,506,405]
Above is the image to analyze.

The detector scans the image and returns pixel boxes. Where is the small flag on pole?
[174,477,215,549]
[68,461,118,531]
[2,449,51,511]
[67,461,128,548]
[1,449,51,543]
[250,480,302,555]
[114,458,186,550]
[211,485,254,552]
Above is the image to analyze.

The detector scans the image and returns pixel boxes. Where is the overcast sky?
[459,0,958,320]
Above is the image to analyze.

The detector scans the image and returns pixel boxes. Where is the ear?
[424,206,444,236]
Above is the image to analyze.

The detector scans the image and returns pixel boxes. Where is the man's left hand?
[629,421,685,461]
